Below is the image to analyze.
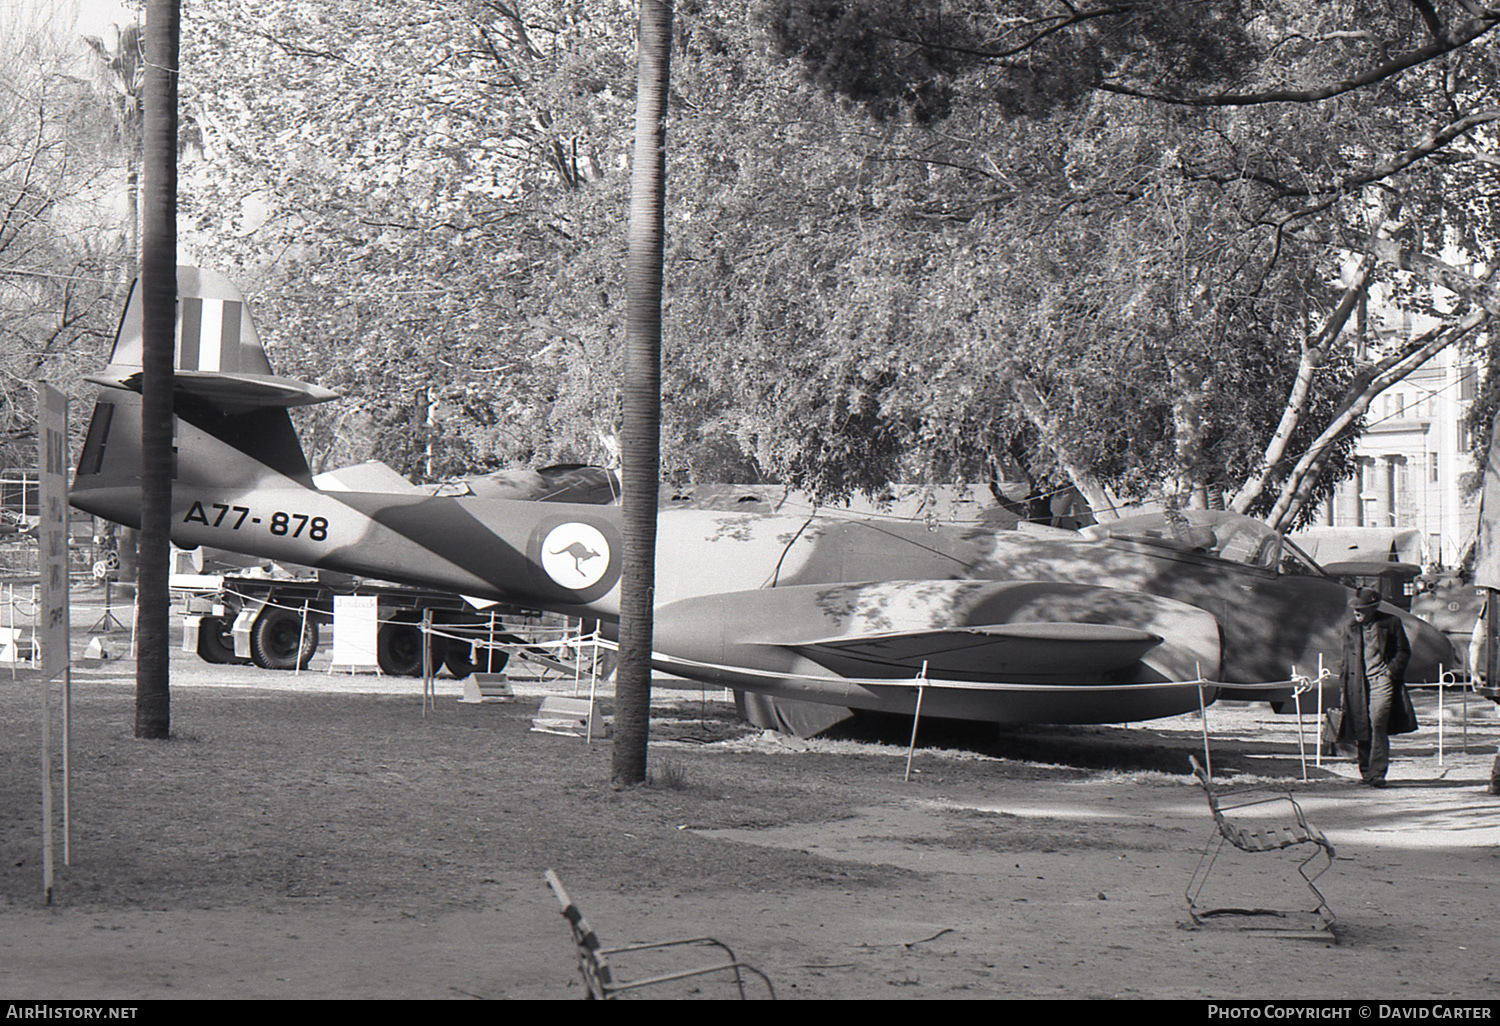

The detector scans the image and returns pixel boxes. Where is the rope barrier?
[216,586,575,640]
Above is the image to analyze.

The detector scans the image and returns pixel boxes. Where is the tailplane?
[72,267,334,526]
[86,266,338,412]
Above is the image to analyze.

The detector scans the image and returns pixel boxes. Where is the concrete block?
[458,673,514,704]
[531,695,610,737]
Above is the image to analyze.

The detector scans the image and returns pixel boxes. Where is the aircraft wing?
[783,621,1162,681]
[654,579,1223,687]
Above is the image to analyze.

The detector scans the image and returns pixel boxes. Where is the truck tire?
[250,608,320,670]
[442,640,513,679]
[377,620,445,677]
[196,615,243,664]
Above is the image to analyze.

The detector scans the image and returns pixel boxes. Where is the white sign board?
[332,595,380,669]
[38,384,70,682]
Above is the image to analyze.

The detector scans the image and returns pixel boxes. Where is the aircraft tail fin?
[72,268,328,525]
[86,266,338,412]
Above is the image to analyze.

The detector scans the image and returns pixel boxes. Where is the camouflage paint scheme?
[69,269,1455,725]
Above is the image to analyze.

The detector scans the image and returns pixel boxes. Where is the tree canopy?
[82,0,1498,530]
[0,6,126,470]
[756,0,1500,525]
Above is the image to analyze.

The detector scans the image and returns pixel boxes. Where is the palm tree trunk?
[612,0,672,788]
[135,0,178,740]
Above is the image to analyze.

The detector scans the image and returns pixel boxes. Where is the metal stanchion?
[1293,668,1308,781]
[294,600,309,677]
[904,661,929,783]
[421,608,434,716]
[587,637,600,744]
[1439,668,1447,765]
[1196,664,1212,779]
[1315,653,1325,769]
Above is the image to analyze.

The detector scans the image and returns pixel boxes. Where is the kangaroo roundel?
[541,523,612,590]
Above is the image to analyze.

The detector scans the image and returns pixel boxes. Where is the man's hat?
[1349,587,1381,611]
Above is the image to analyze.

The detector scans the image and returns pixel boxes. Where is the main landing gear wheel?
[441,639,514,679]
[196,615,245,664]
[377,618,446,677]
[250,608,319,670]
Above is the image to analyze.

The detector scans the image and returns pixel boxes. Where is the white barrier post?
[421,608,434,717]
[586,636,600,744]
[294,600,309,678]
[1196,663,1212,778]
[904,661,928,783]
[572,619,583,694]
[1293,667,1308,781]
[487,611,497,677]
[1438,668,1446,766]
[1315,653,1325,769]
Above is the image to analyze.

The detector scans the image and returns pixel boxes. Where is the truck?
[176,569,586,679]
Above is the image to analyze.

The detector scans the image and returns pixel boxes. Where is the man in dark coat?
[1336,587,1416,787]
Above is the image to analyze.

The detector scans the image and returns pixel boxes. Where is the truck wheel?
[442,641,512,679]
[377,620,445,677]
[250,608,320,670]
[196,615,243,664]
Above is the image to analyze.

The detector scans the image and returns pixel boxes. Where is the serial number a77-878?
[182,501,329,541]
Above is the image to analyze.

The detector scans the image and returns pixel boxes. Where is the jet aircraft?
[69,268,1456,729]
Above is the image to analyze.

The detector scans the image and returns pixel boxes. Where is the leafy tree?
[751,0,1500,526]
[0,6,124,474]
[162,0,1500,534]
[82,20,144,278]
[176,0,641,480]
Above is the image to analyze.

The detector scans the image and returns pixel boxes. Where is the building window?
[1430,451,1439,483]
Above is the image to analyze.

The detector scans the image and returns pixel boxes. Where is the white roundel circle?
[540,523,612,590]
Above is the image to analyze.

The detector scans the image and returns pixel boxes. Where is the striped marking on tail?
[178,297,244,372]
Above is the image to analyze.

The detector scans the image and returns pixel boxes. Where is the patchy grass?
[648,756,691,791]
[2,668,1361,917]
[1,681,921,911]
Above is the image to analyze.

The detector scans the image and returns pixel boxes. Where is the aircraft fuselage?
[69,268,1455,726]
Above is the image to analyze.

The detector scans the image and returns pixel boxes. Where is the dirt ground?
[2,586,1499,1001]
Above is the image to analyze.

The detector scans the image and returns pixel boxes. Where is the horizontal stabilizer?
[86,369,339,410]
[93,265,339,413]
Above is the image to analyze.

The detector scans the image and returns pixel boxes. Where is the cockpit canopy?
[1080,510,1290,572]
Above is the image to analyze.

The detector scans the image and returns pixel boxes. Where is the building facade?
[1313,345,1482,569]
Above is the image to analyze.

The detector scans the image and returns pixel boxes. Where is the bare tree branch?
[1266,307,1490,529]
[1098,12,1500,107]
